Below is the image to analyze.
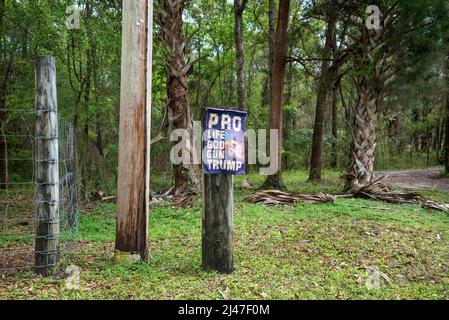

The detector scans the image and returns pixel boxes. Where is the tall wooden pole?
[35,56,59,276]
[115,0,153,261]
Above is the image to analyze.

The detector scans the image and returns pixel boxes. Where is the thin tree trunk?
[261,76,270,108]
[0,0,4,32]
[87,2,103,159]
[436,119,441,161]
[440,118,444,158]
[234,0,248,111]
[0,95,6,189]
[160,0,201,194]
[195,37,202,116]
[308,12,336,181]
[444,50,449,174]
[80,1,94,195]
[426,126,431,166]
[82,69,91,193]
[261,0,276,110]
[330,82,339,169]
[261,0,290,190]
[283,62,293,168]
[0,0,7,189]
[268,0,275,82]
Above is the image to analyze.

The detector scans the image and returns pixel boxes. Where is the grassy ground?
[1,170,448,300]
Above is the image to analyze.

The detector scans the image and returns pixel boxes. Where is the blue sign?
[203,108,247,175]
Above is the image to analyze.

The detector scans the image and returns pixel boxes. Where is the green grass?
[1,171,448,300]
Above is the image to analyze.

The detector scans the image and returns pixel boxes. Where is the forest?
[1,0,449,301]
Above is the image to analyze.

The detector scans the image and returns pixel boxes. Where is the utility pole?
[115,0,153,262]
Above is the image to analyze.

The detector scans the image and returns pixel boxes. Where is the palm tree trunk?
[160,0,201,194]
[348,83,379,188]
[347,27,387,190]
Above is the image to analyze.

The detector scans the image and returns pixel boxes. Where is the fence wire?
[0,108,80,274]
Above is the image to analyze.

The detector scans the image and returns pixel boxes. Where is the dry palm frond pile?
[245,190,335,206]
[350,177,449,212]
[245,176,449,212]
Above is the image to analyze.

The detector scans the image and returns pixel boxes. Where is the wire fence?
[0,107,80,275]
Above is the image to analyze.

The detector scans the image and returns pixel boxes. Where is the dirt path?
[375,167,449,192]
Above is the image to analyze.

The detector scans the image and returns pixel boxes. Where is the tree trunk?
[0,0,7,189]
[308,12,336,182]
[0,95,6,189]
[444,50,449,174]
[434,120,440,162]
[261,0,290,190]
[347,29,387,190]
[234,0,248,111]
[0,0,3,32]
[283,63,293,168]
[160,0,201,195]
[260,0,276,110]
[330,82,339,169]
[87,0,103,159]
[267,0,275,97]
[80,1,94,195]
[349,86,379,188]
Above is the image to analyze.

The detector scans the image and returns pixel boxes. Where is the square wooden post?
[202,173,234,274]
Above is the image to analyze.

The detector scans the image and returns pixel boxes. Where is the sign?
[203,108,247,175]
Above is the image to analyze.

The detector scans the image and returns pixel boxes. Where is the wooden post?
[115,0,152,262]
[35,56,59,276]
[202,174,234,274]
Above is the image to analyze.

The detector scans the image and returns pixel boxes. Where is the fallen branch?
[100,196,117,202]
[421,200,449,211]
[92,191,116,202]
